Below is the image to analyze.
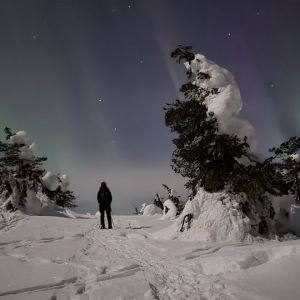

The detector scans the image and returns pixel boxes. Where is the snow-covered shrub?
[142,204,163,216]
[139,203,147,215]
[162,199,177,220]
[0,127,76,214]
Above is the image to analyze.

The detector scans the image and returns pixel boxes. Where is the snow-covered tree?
[0,127,76,212]
[162,184,184,215]
[164,46,298,236]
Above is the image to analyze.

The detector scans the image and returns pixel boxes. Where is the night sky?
[1,0,300,213]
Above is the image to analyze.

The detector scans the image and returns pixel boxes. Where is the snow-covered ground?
[0,214,300,300]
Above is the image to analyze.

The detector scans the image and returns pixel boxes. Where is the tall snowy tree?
[164,46,299,235]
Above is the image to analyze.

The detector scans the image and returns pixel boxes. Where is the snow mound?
[154,189,254,242]
[161,199,177,220]
[186,54,257,151]
[142,204,162,216]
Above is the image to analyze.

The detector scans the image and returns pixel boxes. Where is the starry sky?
[0,0,300,213]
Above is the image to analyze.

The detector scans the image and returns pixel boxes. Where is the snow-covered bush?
[142,204,162,216]
[161,199,177,220]
[0,127,76,214]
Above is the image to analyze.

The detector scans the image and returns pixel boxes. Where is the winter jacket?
[97,185,112,209]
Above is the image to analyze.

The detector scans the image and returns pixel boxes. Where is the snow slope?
[0,214,300,299]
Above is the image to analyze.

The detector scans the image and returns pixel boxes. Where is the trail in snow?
[1,215,300,300]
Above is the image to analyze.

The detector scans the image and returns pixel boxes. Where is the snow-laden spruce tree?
[164,46,295,239]
[0,127,76,213]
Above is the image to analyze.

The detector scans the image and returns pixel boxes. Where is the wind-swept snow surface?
[0,214,300,299]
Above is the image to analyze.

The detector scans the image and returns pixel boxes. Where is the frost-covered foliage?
[0,127,76,214]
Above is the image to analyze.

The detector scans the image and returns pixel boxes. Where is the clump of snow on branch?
[290,153,300,162]
[59,175,70,192]
[10,131,35,161]
[42,172,60,191]
[10,131,28,145]
[185,54,257,151]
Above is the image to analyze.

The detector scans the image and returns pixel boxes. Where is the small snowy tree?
[153,193,164,210]
[0,127,76,211]
[162,184,184,215]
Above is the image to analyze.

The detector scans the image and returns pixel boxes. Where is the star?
[128,5,131,9]
[114,127,117,131]
[270,83,275,88]
[32,34,37,39]
[139,60,143,64]
[227,32,231,37]
[256,11,261,16]
[98,98,102,102]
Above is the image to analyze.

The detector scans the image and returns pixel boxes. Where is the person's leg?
[100,208,105,228]
[106,207,112,229]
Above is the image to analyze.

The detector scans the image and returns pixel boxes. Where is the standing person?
[97,182,112,229]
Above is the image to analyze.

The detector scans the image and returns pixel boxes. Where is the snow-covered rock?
[142,204,162,216]
[185,54,257,151]
[161,199,177,220]
[42,172,59,191]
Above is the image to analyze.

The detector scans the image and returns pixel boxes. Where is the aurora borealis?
[0,0,300,213]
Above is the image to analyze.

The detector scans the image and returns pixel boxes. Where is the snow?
[161,199,177,220]
[142,204,163,216]
[41,171,59,191]
[186,54,257,151]
[0,214,300,299]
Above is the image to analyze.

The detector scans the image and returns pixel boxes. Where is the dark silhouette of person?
[97,182,112,229]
